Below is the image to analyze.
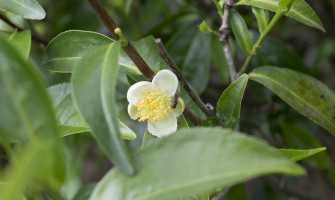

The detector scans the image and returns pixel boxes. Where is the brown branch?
[86,0,202,126]
[218,0,237,82]
[87,0,155,81]
[263,176,318,200]
[155,38,216,118]
[211,186,232,200]
[0,14,47,46]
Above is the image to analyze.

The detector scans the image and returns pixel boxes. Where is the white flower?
[127,70,184,137]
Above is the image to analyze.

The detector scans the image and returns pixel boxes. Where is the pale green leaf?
[8,30,31,60]
[252,7,270,33]
[198,20,213,33]
[90,128,304,200]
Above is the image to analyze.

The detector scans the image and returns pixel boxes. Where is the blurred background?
[0,0,334,199]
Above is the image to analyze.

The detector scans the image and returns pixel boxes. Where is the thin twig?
[155,38,216,118]
[263,176,318,200]
[86,0,202,126]
[218,0,237,82]
[0,14,47,46]
[87,0,155,81]
[211,186,232,200]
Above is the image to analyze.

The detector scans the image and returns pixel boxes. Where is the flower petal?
[127,104,139,120]
[148,114,177,137]
[152,70,178,96]
[127,81,153,104]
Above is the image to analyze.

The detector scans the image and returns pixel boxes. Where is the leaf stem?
[238,9,286,74]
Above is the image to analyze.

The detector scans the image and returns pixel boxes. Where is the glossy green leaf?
[48,83,137,140]
[43,30,113,73]
[43,30,146,75]
[237,0,325,32]
[90,128,304,200]
[249,66,335,135]
[230,9,252,56]
[0,0,45,20]
[211,35,230,84]
[71,43,134,175]
[278,147,326,162]
[182,31,211,94]
[217,74,248,130]
[252,7,270,34]
[280,123,331,168]
[8,30,31,60]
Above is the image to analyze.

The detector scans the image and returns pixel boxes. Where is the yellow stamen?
[136,88,172,122]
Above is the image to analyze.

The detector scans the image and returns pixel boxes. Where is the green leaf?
[252,7,270,34]
[237,0,325,32]
[224,184,247,200]
[0,0,45,20]
[278,0,295,9]
[71,43,135,175]
[141,128,157,148]
[43,30,144,75]
[72,183,97,200]
[43,30,113,73]
[211,35,230,84]
[251,35,310,75]
[198,20,213,33]
[8,30,31,60]
[278,147,326,162]
[280,123,331,168]
[249,66,335,135]
[166,20,198,67]
[230,9,252,56]
[90,128,304,200]
[182,31,211,94]
[216,74,248,130]
[0,37,58,142]
[0,37,65,197]
[132,35,170,72]
[0,141,52,200]
[48,83,137,140]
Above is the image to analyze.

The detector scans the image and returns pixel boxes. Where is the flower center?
[136,88,172,122]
